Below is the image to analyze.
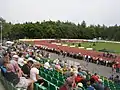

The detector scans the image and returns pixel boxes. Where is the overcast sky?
[0,0,120,26]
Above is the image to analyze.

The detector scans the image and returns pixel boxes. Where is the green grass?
[63,42,120,54]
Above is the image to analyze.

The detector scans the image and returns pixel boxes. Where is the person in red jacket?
[75,74,84,83]
[91,73,99,82]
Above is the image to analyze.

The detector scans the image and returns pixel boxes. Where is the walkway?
[47,51,120,77]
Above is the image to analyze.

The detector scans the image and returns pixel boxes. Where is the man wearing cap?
[10,54,23,77]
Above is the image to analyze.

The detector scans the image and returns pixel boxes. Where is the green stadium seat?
[34,83,38,90]
[46,75,52,82]
[49,72,54,77]
[51,78,58,85]
[41,72,47,79]
[49,83,56,90]
[57,81,64,87]
[34,83,47,90]
[38,85,47,90]
[115,83,120,90]
[54,74,59,79]
[59,77,65,82]
[39,70,42,76]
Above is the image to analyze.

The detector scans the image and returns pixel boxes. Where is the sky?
[0,0,120,26]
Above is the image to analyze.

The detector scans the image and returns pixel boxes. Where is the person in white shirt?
[30,62,44,85]
[44,61,50,69]
[30,62,40,82]
[18,53,25,67]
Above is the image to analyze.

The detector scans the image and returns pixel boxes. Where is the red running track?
[34,41,120,63]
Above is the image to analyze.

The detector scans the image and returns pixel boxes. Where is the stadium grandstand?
[0,40,120,90]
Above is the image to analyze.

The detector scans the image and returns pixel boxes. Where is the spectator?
[22,60,34,78]
[59,76,73,90]
[30,62,44,85]
[76,83,84,90]
[53,58,59,64]
[3,53,10,63]
[91,73,99,82]
[44,60,50,69]
[108,75,114,80]
[75,74,84,83]
[0,61,8,76]
[64,69,71,78]
[10,54,23,77]
[114,75,120,83]
[66,72,76,88]
[18,53,25,67]
[0,54,4,67]
[86,80,95,90]
[5,63,34,90]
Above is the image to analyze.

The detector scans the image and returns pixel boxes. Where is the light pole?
[0,21,2,46]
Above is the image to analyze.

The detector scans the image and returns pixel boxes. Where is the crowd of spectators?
[39,46,120,73]
[0,42,120,90]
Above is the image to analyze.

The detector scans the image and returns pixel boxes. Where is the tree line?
[0,17,120,41]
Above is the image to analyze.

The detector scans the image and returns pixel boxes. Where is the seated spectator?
[86,80,95,90]
[91,73,99,82]
[108,75,114,80]
[77,68,85,77]
[53,58,59,64]
[44,61,50,69]
[91,78,104,90]
[30,62,44,85]
[10,54,23,77]
[22,60,34,78]
[18,53,25,67]
[114,75,120,83]
[59,60,64,68]
[97,79,104,90]
[5,63,34,90]
[0,61,8,76]
[64,69,71,78]
[28,57,37,62]
[75,74,84,83]
[55,63,61,70]
[59,76,74,90]
[70,66,74,72]
[76,83,84,90]
[3,53,10,63]
[66,72,76,88]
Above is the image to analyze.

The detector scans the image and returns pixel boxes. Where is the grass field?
[64,42,120,54]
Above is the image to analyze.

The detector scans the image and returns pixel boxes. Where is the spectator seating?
[1,56,120,90]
